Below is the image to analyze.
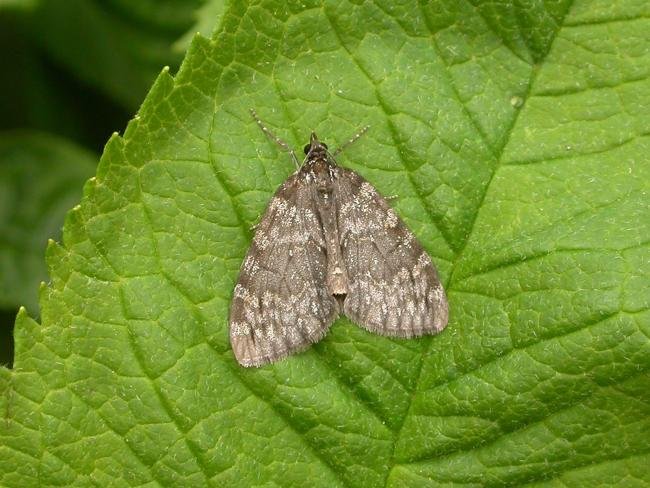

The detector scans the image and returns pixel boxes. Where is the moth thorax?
[310,159,335,192]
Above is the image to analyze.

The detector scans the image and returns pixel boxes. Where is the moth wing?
[335,168,448,336]
[229,174,339,367]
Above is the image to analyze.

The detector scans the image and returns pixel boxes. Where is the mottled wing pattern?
[335,168,448,336]
[229,174,339,366]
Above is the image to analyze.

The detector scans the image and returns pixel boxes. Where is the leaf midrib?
[386,1,574,485]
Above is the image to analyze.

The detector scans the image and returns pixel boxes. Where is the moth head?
[303,132,328,155]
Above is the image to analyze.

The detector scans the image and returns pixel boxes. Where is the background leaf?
[0,9,129,148]
[174,0,227,53]
[1,0,649,486]
[0,132,96,316]
[0,0,36,11]
[0,0,208,365]
[28,0,204,110]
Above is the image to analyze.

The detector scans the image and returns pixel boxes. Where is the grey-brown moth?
[229,112,448,367]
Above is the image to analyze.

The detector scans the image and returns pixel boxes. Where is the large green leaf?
[2,0,649,486]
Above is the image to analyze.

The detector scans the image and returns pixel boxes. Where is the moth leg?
[332,125,370,156]
[249,108,300,168]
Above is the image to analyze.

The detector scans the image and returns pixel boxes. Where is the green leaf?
[2,1,649,486]
[174,0,227,53]
[0,12,132,149]
[0,0,36,11]
[28,0,204,110]
[0,132,97,314]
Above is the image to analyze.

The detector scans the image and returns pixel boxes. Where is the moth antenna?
[332,125,370,156]
[250,108,300,168]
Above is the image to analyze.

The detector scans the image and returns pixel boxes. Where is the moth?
[229,111,448,367]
